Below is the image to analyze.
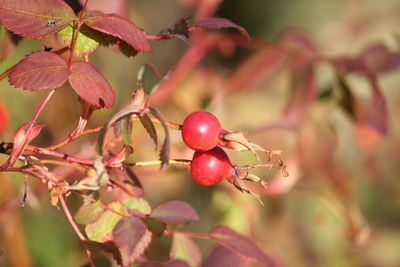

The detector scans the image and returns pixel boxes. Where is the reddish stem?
[60,195,95,267]
[165,229,211,239]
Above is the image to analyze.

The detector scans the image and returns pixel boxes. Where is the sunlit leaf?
[170,234,202,267]
[151,200,199,223]
[85,201,127,242]
[124,196,151,215]
[0,0,76,39]
[58,24,102,56]
[9,51,69,91]
[75,200,104,225]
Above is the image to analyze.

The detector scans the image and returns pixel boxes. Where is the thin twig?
[60,195,95,267]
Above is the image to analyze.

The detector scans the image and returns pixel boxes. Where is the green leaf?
[139,114,158,150]
[137,64,171,95]
[119,116,133,145]
[141,218,166,237]
[170,234,202,267]
[123,197,151,214]
[74,201,105,225]
[58,24,102,56]
[85,201,127,242]
[149,108,170,170]
[96,124,108,155]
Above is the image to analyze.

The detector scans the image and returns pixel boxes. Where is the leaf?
[83,11,152,52]
[108,104,141,126]
[210,226,278,267]
[158,16,190,43]
[96,124,108,155]
[149,108,170,170]
[283,63,317,127]
[0,0,76,39]
[7,122,44,167]
[112,216,152,266]
[151,200,199,223]
[68,61,115,108]
[124,196,152,215]
[228,47,286,91]
[360,43,400,74]
[74,200,105,225]
[194,18,250,41]
[139,114,158,150]
[57,23,103,56]
[85,201,127,242]
[336,75,355,117]
[141,218,166,237]
[9,51,69,91]
[139,259,189,267]
[107,145,134,166]
[203,245,244,267]
[90,241,123,266]
[170,234,202,267]
[111,168,144,197]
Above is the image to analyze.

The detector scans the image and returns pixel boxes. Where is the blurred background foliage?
[1,0,400,266]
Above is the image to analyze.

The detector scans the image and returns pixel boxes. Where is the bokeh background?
[1,0,400,266]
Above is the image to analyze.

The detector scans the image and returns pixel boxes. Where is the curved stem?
[60,195,95,267]
[38,159,87,172]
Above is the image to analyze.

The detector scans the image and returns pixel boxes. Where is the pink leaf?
[170,234,202,267]
[360,43,400,74]
[68,61,115,108]
[210,226,281,267]
[0,0,76,39]
[203,245,244,267]
[83,12,152,52]
[151,200,199,223]
[9,51,69,91]
[7,122,44,167]
[150,200,199,222]
[194,18,250,40]
[112,216,152,266]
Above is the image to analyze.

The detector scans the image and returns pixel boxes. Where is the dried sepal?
[68,156,109,191]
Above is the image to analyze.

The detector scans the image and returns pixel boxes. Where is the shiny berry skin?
[181,111,222,151]
[190,146,235,186]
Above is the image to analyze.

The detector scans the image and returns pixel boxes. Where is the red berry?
[190,146,235,186]
[181,111,222,151]
[0,101,8,133]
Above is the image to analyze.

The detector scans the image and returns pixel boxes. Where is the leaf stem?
[60,195,95,267]
[165,229,211,240]
[124,159,191,168]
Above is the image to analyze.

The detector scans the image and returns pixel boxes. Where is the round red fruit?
[181,111,222,151]
[190,146,235,186]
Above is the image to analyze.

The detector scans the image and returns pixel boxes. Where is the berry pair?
[181,111,234,186]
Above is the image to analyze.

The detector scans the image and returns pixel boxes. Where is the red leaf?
[0,0,76,39]
[170,234,202,267]
[112,216,152,266]
[9,51,69,91]
[194,18,250,40]
[8,122,44,167]
[151,200,199,223]
[68,61,115,108]
[83,12,152,52]
[210,226,281,267]
[203,245,244,267]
